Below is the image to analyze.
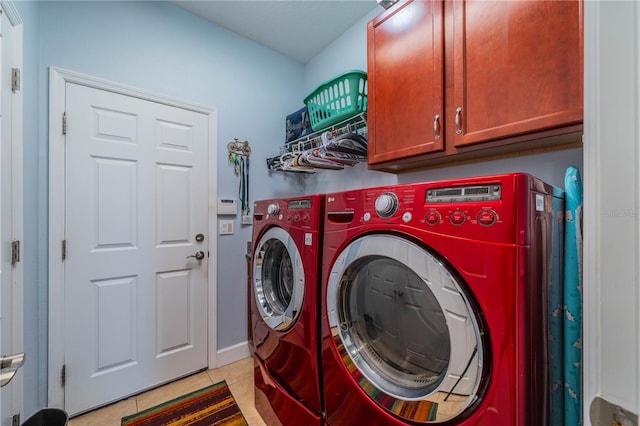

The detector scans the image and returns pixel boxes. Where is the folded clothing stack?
[285,106,313,143]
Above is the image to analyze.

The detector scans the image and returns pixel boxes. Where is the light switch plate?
[219,220,234,235]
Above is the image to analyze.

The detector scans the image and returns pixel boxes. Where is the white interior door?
[63,82,209,416]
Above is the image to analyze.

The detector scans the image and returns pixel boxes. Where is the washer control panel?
[361,184,503,230]
[253,197,321,231]
[326,175,549,246]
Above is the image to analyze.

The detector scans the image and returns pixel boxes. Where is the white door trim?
[582,0,599,421]
[583,1,640,421]
[0,0,24,420]
[0,0,22,26]
[47,67,218,408]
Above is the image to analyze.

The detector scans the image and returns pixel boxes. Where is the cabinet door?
[451,0,583,147]
[368,0,444,165]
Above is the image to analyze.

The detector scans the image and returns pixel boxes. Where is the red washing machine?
[321,174,564,425]
[251,195,324,426]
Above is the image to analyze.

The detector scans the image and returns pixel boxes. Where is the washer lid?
[327,235,486,423]
[254,227,304,331]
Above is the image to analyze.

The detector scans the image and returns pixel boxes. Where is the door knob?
[187,251,205,260]
[0,353,24,387]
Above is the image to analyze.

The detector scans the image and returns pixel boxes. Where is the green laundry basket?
[304,70,367,131]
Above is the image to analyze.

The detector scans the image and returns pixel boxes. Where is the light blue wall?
[17,0,304,417]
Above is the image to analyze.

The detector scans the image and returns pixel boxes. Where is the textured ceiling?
[172,1,380,63]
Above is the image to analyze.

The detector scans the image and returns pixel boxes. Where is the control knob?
[267,203,279,216]
[375,192,399,218]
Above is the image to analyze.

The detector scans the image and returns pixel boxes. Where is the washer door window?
[254,227,304,331]
[327,235,485,423]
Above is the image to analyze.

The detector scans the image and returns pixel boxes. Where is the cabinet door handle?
[433,114,441,140]
[455,107,463,134]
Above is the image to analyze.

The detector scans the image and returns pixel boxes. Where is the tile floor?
[68,356,266,426]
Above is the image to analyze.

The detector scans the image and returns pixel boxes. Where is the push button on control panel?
[449,210,466,226]
[477,209,497,226]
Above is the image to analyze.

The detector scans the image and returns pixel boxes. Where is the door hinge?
[11,68,20,91]
[61,240,66,261]
[11,414,19,426]
[61,364,66,387]
[62,112,67,135]
[11,240,20,264]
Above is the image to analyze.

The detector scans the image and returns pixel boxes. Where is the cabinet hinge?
[61,364,66,387]
[11,240,20,264]
[11,68,20,91]
[61,240,66,261]
[62,112,67,135]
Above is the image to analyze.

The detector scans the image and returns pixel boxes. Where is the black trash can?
[22,408,68,426]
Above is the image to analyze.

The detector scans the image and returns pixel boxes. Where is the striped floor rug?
[122,381,248,426]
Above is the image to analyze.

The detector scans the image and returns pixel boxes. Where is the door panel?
[94,277,137,373]
[64,83,208,415]
[156,270,193,355]
[157,164,191,243]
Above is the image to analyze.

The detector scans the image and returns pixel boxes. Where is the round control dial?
[375,192,399,218]
[449,210,466,226]
[425,210,441,225]
[267,203,279,216]
[477,209,497,226]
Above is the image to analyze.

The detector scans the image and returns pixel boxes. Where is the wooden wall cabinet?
[367,0,584,172]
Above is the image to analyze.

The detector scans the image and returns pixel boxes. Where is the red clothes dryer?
[321,174,564,425]
[251,195,324,425]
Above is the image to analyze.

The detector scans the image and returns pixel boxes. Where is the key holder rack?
[227,139,251,219]
[227,138,251,161]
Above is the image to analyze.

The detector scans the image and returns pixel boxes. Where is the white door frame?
[0,0,23,421]
[47,67,218,408]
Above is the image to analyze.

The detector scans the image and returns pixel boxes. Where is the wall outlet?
[241,215,252,225]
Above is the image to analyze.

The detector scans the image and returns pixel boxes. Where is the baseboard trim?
[216,341,252,367]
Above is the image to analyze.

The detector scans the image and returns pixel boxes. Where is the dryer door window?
[254,227,304,331]
[326,235,485,424]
